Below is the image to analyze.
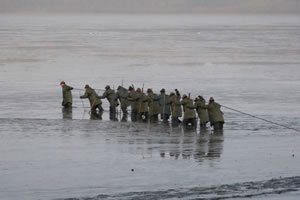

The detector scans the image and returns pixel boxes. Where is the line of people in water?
[60,81,225,130]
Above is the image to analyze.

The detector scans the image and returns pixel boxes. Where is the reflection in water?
[194,129,224,162]
[62,108,72,120]
[168,127,224,162]
[114,122,224,163]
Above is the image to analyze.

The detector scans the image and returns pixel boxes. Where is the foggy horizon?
[1,0,300,14]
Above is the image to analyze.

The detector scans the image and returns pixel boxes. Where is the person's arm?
[80,91,89,99]
[202,103,210,109]
[187,103,196,109]
[98,91,107,99]
[199,102,207,109]
[127,92,138,101]
[66,85,73,90]
[191,105,197,109]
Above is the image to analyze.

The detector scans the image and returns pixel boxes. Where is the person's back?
[138,93,148,113]
[85,88,101,107]
[136,88,148,121]
[116,86,129,113]
[158,89,171,121]
[128,87,138,110]
[147,89,160,122]
[205,97,224,130]
[169,89,182,125]
[181,97,196,120]
[128,86,139,121]
[195,96,209,128]
[99,85,118,120]
[80,85,102,115]
[100,86,118,105]
[181,95,197,128]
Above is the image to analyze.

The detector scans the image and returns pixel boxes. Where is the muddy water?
[0,15,300,199]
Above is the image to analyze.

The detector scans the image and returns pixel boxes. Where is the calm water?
[0,14,300,200]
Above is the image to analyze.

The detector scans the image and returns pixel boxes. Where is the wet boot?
[200,121,208,128]
[183,118,197,129]
[213,122,224,130]
[172,117,179,127]
[141,112,149,122]
[64,102,72,109]
[191,118,197,128]
[150,114,158,123]
[161,113,170,122]
[121,113,128,122]
[90,110,100,120]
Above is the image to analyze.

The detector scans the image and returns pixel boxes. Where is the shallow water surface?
[0,14,300,200]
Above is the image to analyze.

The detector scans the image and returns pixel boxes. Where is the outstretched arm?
[66,85,73,90]
[98,91,107,99]
[80,91,88,99]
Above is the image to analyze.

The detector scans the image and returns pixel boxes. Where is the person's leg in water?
[64,102,72,109]
[131,109,137,122]
[172,116,179,127]
[96,104,103,120]
[213,122,224,130]
[109,105,117,121]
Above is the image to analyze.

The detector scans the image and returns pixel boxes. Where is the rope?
[73,87,105,92]
[222,105,300,133]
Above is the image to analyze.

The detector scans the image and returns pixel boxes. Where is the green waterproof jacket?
[62,84,73,105]
[170,95,182,118]
[99,89,118,106]
[116,87,129,108]
[80,88,102,107]
[128,90,139,111]
[205,102,224,125]
[137,92,148,113]
[194,99,209,122]
[181,98,196,120]
[147,92,160,116]
[158,94,171,115]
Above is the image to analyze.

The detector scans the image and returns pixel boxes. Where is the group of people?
[60,81,225,130]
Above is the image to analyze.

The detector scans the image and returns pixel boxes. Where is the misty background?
[0,0,300,14]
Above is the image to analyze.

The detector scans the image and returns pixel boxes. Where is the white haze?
[0,0,300,14]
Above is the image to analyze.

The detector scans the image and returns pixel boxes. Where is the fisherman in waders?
[116,86,129,121]
[60,81,73,109]
[98,85,118,121]
[146,88,160,122]
[204,97,225,130]
[194,96,209,128]
[80,84,103,119]
[136,88,149,122]
[158,88,171,122]
[181,94,197,128]
[127,86,138,122]
[169,89,182,126]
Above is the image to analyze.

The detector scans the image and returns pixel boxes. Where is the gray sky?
[0,0,300,14]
